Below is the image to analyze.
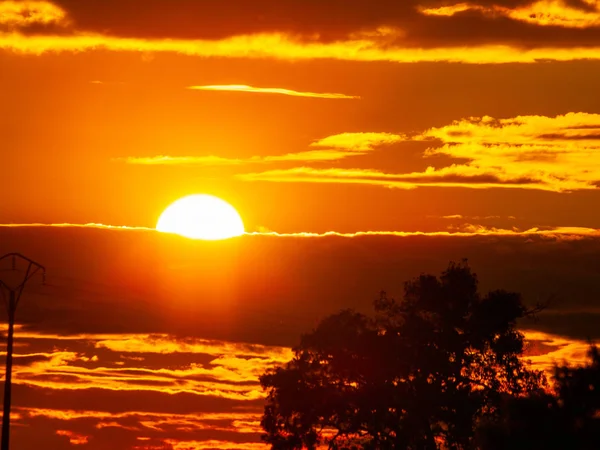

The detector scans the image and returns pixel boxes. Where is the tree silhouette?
[476,346,600,450]
[260,261,545,449]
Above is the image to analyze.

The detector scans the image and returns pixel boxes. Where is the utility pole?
[0,254,45,450]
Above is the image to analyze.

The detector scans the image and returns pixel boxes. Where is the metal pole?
[0,254,45,450]
[1,292,14,450]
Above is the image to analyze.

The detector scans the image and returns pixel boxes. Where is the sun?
[156,194,245,240]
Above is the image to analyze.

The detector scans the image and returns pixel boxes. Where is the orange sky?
[2,1,600,449]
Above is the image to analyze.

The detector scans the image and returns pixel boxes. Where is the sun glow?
[156,195,244,240]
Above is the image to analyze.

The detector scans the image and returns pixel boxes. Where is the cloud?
[420,112,600,191]
[3,1,600,65]
[188,84,359,99]
[439,214,516,220]
[0,1,69,28]
[248,225,600,239]
[236,166,564,191]
[420,1,600,29]
[238,113,600,192]
[4,329,273,448]
[115,156,247,166]
[0,222,152,230]
[164,440,266,450]
[309,132,403,151]
[55,430,89,445]
[522,329,595,373]
[8,332,291,402]
[115,153,359,166]
[7,0,600,48]
[3,222,600,239]
[5,31,600,63]
[0,221,600,239]
[115,132,401,166]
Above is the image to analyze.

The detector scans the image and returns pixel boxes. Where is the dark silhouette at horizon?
[260,261,599,449]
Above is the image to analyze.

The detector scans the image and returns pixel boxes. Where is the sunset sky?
[2,0,600,449]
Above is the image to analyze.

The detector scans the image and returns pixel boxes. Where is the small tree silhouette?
[260,261,545,449]
[476,346,600,450]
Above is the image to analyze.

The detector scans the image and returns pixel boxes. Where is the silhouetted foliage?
[260,261,545,449]
[476,346,600,450]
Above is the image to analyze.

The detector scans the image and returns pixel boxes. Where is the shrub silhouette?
[260,261,545,449]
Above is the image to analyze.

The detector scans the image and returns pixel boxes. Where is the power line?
[0,253,45,450]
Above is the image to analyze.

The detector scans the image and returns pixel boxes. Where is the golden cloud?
[238,113,600,192]
[188,84,359,99]
[19,408,263,446]
[115,152,356,166]
[4,31,600,63]
[6,332,292,401]
[309,132,403,152]
[116,155,246,166]
[0,222,153,230]
[116,132,400,166]
[164,439,266,450]
[420,1,600,29]
[22,407,259,425]
[0,1,68,27]
[55,430,89,445]
[248,225,600,239]
[2,222,600,239]
[523,329,594,374]
[420,112,600,191]
[236,166,567,190]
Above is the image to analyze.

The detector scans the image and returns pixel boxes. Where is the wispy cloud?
[5,32,600,64]
[115,132,402,166]
[248,226,600,239]
[188,84,359,99]
[4,330,279,448]
[4,0,600,64]
[439,214,517,220]
[522,329,596,373]
[2,222,599,239]
[238,113,600,192]
[419,112,600,192]
[309,132,403,151]
[165,440,266,450]
[115,155,247,166]
[0,1,69,27]
[0,222,153,230]
[236,166,558,190]
[420,1,600,29]
[10,332,292,401]
[55,430,88,445]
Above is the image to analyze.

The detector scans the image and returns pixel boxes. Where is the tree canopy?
[260,261,545,449]
[476,346,600,450]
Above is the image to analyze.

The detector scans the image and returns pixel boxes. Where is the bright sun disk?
[156,194,244,240]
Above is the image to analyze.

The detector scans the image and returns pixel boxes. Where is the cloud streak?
[116,132,401,166]
[0,1,69,27]
[188,84,359,99]
[420,1,600,29]
[6,31,600,63]
[6,0,600,53]
[0,222,153,230]
[2,222,600,239]
[238,113,600,192]
[237,166,558,190]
